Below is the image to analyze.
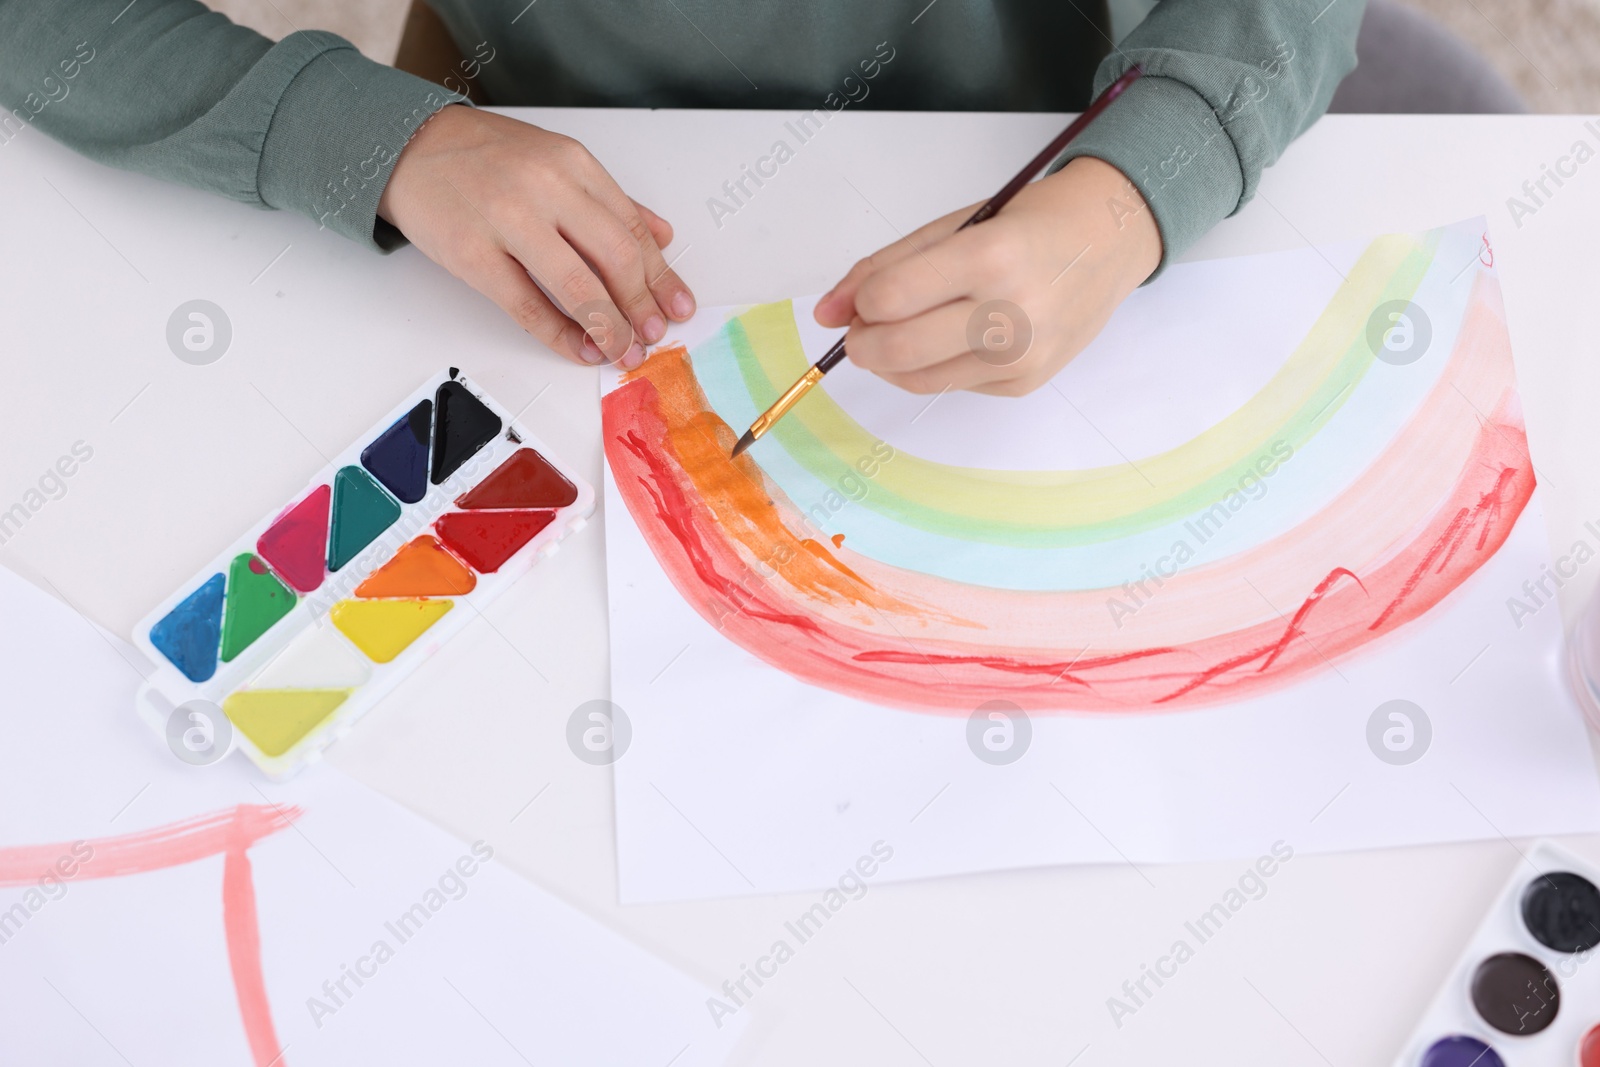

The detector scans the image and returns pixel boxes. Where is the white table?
[4,109,1600,1065]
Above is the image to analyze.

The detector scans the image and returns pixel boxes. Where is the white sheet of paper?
[0,567,743,1065]
[602,218,1600,903]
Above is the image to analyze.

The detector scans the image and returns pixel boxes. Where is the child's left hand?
[814,156,1162,397]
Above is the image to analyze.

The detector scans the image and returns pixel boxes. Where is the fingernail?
[581,336,606,365]
[643,315,665,344]
[671,292,695,319]
[621,342,646,370]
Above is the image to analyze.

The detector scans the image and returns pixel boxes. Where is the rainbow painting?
[602,221,1528,714]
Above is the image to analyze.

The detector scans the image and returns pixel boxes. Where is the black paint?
[407,399,432,444]
[1521,871,1600,953]
[1470,952,1559,1035]
[431,380,501,484]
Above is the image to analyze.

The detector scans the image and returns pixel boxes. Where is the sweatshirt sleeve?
[1051,0,1366,275]
[0,0,456,250]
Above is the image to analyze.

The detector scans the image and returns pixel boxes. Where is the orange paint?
[355,535,477,598]
[800,538,866,583]
[624,346,932,619]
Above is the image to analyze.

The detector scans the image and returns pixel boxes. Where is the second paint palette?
[133,370,594,778]
[1396,840,1600,1066]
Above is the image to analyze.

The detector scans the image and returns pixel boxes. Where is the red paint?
[222,847,277,1067]
[435,509,555,573]
[618,428,827,637]
[603,373,1534,713]
[455,448,577,509]
[856,645,1176,683]
[1369,466,1518,631]
[1580,1023,1600,1067]
[256,484,331,594]
[0,804,297,1066]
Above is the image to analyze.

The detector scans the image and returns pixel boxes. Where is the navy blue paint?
[361,400,432,504]
[1420,1036,1504,1067]
[149,573,225,682]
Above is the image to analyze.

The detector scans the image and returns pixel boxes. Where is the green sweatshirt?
[0,0,1362,268]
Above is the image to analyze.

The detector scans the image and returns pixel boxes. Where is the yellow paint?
[330,598,453,663]
[223,689,350,757]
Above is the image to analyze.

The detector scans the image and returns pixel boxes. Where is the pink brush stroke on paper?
[0,804,299,1067]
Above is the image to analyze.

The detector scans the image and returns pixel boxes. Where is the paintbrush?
[730,64,1145,459]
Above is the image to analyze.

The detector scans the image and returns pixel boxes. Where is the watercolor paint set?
[133,370,593,778]
[1396,841,1600,1066]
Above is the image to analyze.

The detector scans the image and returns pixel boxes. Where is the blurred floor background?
[1412,0,1600,111]
[206,0,1598,112]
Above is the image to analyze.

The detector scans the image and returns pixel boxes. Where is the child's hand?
[814,157,1161,396]
[378,105,695,369]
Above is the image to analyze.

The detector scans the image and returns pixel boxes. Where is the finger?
[815,204,971,326]
[845,300,977,375]
[583,173,695,323]
[872,350,1012,395]
[853,223,1002,325]
[522,233,643,367]
[470,250,594,365]
[623,202,695,323]
[969,373,1055,398]
[558,196,668,346]
[632,198,674,248]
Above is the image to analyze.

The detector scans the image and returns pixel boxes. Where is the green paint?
[219,553,297,662]
[328,466,402,571]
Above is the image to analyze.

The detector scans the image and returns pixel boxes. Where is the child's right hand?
[377,105,696,369]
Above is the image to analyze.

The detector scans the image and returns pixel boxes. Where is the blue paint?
[361,400,431,504]
[149,573,225,682]
[1420,1036,1503,1067]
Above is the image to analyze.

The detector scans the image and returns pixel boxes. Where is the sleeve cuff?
[1049,74,1244,280]
[257,31,458,251]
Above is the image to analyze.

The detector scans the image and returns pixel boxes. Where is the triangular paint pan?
[435,510,556,573]
[431,380,501,484]
[256,484,330,593]
[328,466,402,572]
[361,400,432,504]
[455,448,577,510]
[220,554,297,662]
[330,598,453,663]
[149,573,225,683]
[355,535,477,598]
[223,689,350,758]
[253,624,372,690]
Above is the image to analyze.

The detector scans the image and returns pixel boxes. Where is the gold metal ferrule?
[748,364,825,442]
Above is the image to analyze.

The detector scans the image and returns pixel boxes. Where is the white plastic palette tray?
[132,369,594,779]
[1396,840,1600,1066]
